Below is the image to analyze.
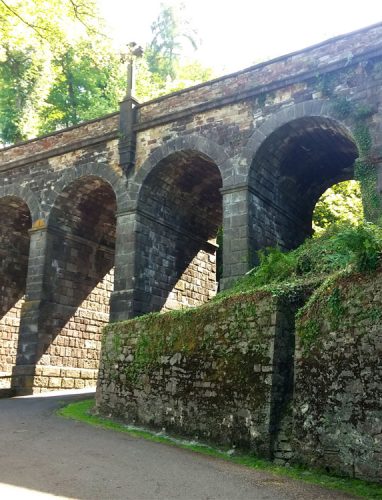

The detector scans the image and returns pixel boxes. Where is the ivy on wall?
[325,81,382,224]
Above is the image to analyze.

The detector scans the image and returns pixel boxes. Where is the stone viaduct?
[1,23,382,393]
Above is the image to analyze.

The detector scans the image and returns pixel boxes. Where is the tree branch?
[0,0,50,40]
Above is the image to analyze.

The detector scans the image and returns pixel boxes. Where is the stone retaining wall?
[97,267,382,484]
[293,268,382,483]
[96,291,298,457]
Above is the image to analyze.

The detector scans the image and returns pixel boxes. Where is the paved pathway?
[0,391,355,499]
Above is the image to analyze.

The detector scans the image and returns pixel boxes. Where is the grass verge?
[57,398,382,499]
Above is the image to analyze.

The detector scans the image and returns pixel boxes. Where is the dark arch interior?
[36,176,117,367]
[0,196,31,315]
[137,150,223,313]
[49,176,116,247]
[249,116,359,256]
[0,196,31,373]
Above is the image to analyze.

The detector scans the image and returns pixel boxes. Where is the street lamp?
[120,42,144,99]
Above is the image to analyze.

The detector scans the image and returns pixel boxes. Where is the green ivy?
[326,286,345,330]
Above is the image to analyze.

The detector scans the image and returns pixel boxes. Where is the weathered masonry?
[1,23,382,393]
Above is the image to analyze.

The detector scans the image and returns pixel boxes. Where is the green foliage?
[0,0,213,143]
[295,224,382,349]
[146,2,198,81]
[333,223,382,272]
[223,223,382,299]
[0,0,112,143]
[326,286,345,329]
[312,181,363,235]
[39,43,122,132]
[244,247,297,288]
[298,318,320,350]
[0,45,43,142]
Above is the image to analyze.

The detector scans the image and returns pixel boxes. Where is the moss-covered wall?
[96,292,297,457]
[293,267,382,483]
[96,257,382,484]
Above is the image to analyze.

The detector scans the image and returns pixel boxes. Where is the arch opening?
[136,150,223,313]
[36,176,117,388]
[249,116,359,260]
[0,196,31,383]
[312,180,363,236]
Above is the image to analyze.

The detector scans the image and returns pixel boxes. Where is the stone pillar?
[109,210,139,321]
[119,97,139,175]
[220,185,251,290]
[12,223,49,393]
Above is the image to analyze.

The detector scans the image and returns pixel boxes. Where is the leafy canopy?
[0,1,213,144]
[313,180,363,235]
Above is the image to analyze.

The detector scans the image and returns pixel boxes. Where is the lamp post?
[118,42,143,174]
[121,42,143,99]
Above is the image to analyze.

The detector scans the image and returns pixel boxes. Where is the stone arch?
[132,142,224,314]
[128,135,233,210]
[245,100,359,258]
[0,184,40,224]
[44,162,128,218]
[244,99,357,176]
[34,172,118,387]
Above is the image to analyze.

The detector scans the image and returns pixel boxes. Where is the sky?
[98,0,382,75]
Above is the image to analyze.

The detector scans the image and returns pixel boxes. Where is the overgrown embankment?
[96,223,382,483]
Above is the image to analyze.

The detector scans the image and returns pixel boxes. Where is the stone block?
[48,377,62,388]
[62,378,75,389]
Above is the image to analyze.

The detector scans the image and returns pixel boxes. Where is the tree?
[0,0,101,48]
[0,46,39,143]
[145,2,199,82]
[39,42,123,133]
[313,180,364,235]
[0,0,109,143]
[0,0,213,144]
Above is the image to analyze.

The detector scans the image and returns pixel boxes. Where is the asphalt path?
[0,390,355,499]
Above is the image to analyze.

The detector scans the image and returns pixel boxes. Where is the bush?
[223,223,382,296]
[333,223,382,272]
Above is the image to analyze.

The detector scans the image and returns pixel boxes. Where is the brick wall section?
[0,115,118,170]
[32,269,113,391]
[132,151,222,313]
[27,173,117,391]
[96,292,297,458]
[0,298,24,377]
[162,250,217,311]
[0,197,31,380]
[293,268,382,483]
[134,218,218,313]
[135,102,252,170]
